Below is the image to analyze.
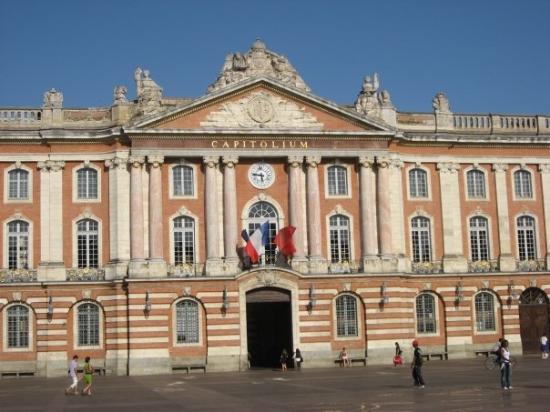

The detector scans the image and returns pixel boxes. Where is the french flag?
[241,221,270,264]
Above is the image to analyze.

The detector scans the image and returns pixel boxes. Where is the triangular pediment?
[132,77,394,134]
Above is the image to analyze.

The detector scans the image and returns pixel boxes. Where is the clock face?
[248,162,275,189]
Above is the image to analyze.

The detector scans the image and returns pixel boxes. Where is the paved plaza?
[0,357,549,411]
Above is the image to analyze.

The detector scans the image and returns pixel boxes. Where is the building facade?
[1,40,550,376]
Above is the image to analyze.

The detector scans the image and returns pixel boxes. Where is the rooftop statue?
[134,67,163,116]
[113,85,128,104]
[355,73,381,115]
[207,39,310,94]
[43,88,63,109]
[432,92,451,113]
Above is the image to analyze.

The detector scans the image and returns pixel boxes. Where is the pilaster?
[358,156,381,272]
[539,164,550,269]
[204,156,224,275]
[128,156,148,278]
[306,156,327,273]
[147,155,167,277]
[37,160,65,281]
[222,156,240,274]
[493,164,516,271]
[388,158,409,271]
[437,162,468,273]
[288,155,308,273]
[376,157,397,271]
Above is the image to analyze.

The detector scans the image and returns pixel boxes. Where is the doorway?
[519,287,550,354]
[246,287,293,368]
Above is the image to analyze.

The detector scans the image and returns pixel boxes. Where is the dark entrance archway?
[246,287,292,368]
[519,287,550,354]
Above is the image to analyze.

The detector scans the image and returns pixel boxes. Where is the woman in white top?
[500,340,512,390]
[541,335,549,359]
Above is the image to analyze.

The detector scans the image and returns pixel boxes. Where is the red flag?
[274,226,296,257]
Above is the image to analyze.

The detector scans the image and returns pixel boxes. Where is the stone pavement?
[1,357,549,411]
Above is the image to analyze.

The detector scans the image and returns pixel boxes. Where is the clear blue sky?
[1,0,549,114]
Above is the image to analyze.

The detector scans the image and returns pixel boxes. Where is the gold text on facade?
[211,140,309,149]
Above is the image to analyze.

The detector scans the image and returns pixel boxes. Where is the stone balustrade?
[410,261,443,274]
[516,259,546,272]
[167,263,205,278]
[0,268,38,283]
[66,267,105,281]
[468,259,499,273]
[0,109,42,124]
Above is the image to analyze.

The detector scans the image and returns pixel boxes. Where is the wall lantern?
[47,295,54,317]
[307,285,316,311]
[455,282,464,303]
[380,282,389,304]
[222,287,229,312]
[144,291,152,313]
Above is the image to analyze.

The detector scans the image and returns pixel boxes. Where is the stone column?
[539,164,550,269]
[147,155,167,276]
[288,156,308,272]
[305,156,327,273]
[437,162,468,273]
[104,155,131,280]
[388,158,409,271]
[376,157,395,272]
[493,164,516,271]
[128,156,147,277]
[222,156,239,273]
[359,156,380,272]
[37,160,65,281]
[204,156,223,275]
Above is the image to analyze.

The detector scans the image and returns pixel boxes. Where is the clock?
[248,162,275,189]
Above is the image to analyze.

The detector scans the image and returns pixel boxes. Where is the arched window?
[411,217,431,263]
[174,216,195,264]
[335,294,358,337]
[76,219,99,268]
[517,216,537,261]
[409,168,428,198]
[7,305,29,348]
[475,292,496,332]
[416,293,436,334]
[514,170,532,198]
[466,170,486,198]
[77,303,100,346]
[246,201,278,264]
[329,215,351,263]
[7,220,29,269]
[175,300,199,344]
[8,169,29,200]
[173,165,194,196]
[76,167,98,199]
[327,165,348,196]
[470,217,489,261]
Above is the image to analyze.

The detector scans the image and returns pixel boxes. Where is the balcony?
[516,259,546,272]
[328,260,361,274]
[468,260,499,273]
[167,263,204,278]
[411,261,443,274]
[66,267,105,281]
[0,268,37,283]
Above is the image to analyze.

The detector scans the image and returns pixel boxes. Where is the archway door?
[519,287,550,354]
[246,287,292,368]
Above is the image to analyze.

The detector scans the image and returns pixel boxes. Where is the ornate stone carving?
[128,156,145,168]
[105,156,127,170]
[539,164,550,174]
[389,158,404,169]
[207,39,310,93]
[379,90,394,108]
[43,88,63,108]
[376,157,391,168]
[12,292,22,301]
[183,286,192,296]
[134,67,163,116]
[203,156,219,168]
[492,163,508,173]
[306,156,321,168]
[37,160,65,172]
[82,289,92,299]
[355,73,380,115]
[287,155,303,167]
[67,268,105,282]
[255,271,280,287]
[358,156,376,168]
[437,162,460,174]
[432,92,451,113]
[200,91,323,130]
[481,280,490,289]
[147,155,164,168]
[113,85,128,104]
[222,156,239,168]
[343,282,352,292]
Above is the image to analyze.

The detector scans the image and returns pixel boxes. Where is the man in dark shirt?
[411,340,426,388]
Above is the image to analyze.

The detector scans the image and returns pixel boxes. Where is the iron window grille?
[7,305,29,348]
[336,295,358,337]
[475,292,496,331]
[416,293,436,334]
[78,303,100,346]
[176,300,199,343]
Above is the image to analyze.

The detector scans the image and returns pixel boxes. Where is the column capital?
[437,161,460,174]
[492,163,509,173]
[203,156,219,168]
[222,155,239,168]
[128,156,145,168]
[376,157,391,168]
[37,160,65,172]
[389,158,403,169]
[539,164,550,174]
[305,155,321,168]
[358,156,376,168]
[147,155,164,168]
[287,155,304,168]
[105,156,128,170]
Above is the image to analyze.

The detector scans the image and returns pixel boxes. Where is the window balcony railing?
[328,260,361,274]
[0,268,38,283]
[411,260,443,274]
[167,263,204,277]
[516,259,546,272]
[468,259,499,273]
[66,267,105,281]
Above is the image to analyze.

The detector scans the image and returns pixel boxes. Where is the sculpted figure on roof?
[207,39,310,94]
[432,92,450,113]
[43,88,63,108]
[134,67,163,116]
[355,73,381,115]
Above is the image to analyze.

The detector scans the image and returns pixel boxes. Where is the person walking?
[411,340,425,388]
[540,334,549,359]
[293,348,304,370]
[500,340,513,390]
[81,356,94,396]
[394,342,403,366]
[65,355,80,395]
[280,349,289,372]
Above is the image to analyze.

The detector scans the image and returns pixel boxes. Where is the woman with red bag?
[393,342,403,366]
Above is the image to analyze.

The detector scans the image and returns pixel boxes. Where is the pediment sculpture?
[134,67,163,116]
